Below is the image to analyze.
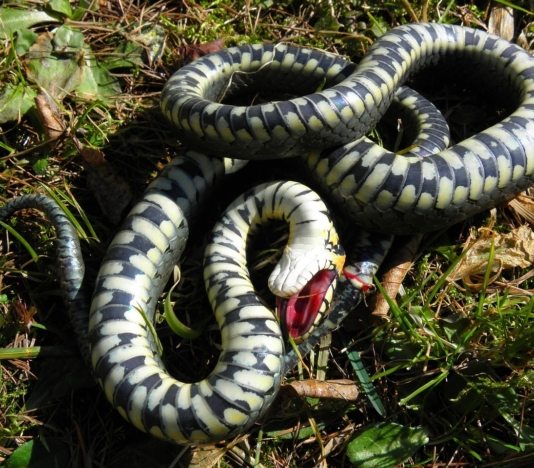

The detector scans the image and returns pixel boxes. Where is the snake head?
[276,269,338,343]
[268,245,344,296]
[269,245,345,342]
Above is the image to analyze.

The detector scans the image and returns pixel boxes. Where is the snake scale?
[3,22,534,445]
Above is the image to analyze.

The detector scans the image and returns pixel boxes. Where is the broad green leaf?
[25,27,84,100]
[47,0,73,18]
[346,422,428,468]
[15,28,38,55]
[53,23,84,49]
[314,14,342,33]
[382,336,421,361]
[32,156,48,175]
[6,438,70,468]
[487,386,519,414]
[0,83,37,124]
[71,0,99,20]
[25,25,120,101]
[438,313,471,345]
[77,45,121,98]
[104,25,165,70]
[103,41,145,70]
[368,13,387,38]
[0,7,60,39]
[499,411,534,449]
[139,24,166,64]
[444,373,483,415]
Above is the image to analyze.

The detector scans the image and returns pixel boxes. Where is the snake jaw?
[268,246,345,297]
[276,269,338,342]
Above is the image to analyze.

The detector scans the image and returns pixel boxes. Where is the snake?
[161,23,534,235]
[3,22,534,445]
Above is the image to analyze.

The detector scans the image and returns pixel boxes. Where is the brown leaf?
[488,4,514,41]
[78,145,106,165]
[448,225,534,282]
[177,38,225,65]
[286,379,359,400]
[370,234,424,318]
[189,446,227,468]
[508,192,534,226]
[12,300,37,331]
[35,93,65,146]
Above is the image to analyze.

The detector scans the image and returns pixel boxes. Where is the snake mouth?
[276,269,338,341]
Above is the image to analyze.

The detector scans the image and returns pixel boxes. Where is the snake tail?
[0,194,90,362]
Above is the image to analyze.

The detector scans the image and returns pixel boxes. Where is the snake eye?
[276,269,338,343]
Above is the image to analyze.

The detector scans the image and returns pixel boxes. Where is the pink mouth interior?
[276,269,338,340]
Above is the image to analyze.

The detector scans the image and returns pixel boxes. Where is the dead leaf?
[177,38,225,65]
[286,379,359,400]
[508,192,534,225]
[448,225,534,282]
[370,234,424,318]
[189,445,227,468]
[78,144,105,165]
[488,3,514,41]
[11,300,36,331]
[35,93,65,145]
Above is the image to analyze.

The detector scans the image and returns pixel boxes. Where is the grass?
[1,0,534,466]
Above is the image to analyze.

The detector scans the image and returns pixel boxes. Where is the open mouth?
[276,269,338,341]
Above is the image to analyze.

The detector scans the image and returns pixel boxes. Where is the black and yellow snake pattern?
[3,22,534,445]
[162,23,534,234]
[90,172,344,443]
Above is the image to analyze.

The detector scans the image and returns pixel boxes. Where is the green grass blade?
[438,0,456,23]
[164,281,203,339]
[133,304,163,357]
[57,182,100,241]
[0,346,76,359]
[374,278,417,339]
[422,246,471,312]
[341,331,386,417]
[476,237,496,318]
[493,0,533,15]
[0,220,39,261]
[39,184,89,240]
[399,369,449,405]
[60,183,99,240]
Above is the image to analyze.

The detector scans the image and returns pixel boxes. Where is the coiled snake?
[3,22,534,445]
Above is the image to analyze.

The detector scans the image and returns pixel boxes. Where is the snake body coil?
[162,23,534,234]
[89,167,344,443]
[3,22,534,446]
